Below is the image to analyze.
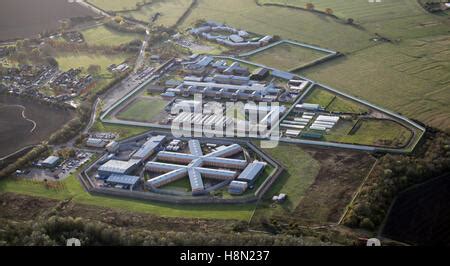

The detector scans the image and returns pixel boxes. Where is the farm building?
[106,174,140,190]
[98,159,140,178]
[42,156,60,168]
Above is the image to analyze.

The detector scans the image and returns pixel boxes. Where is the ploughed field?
[0,94,74,158]
[381,174,450,245]
[0,0,95,41]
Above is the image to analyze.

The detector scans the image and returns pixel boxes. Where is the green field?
[121,0,193,26]
[304,87,369,113]
[180,0,373,53]
[87,0,148,12]
[175,0,450,133]
[325,119,414,148]
[0,165,254,221]
[116,96,168,122]
[260,143,320,211]
[245,42,328,71]
[55,52,130,77]
[248,143,320,223]
[301,38,450,133]
[81,24,143,46]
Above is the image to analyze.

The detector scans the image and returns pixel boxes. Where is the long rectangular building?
[237,161,267,185]
[131,135,166,162]
[98,159,140,178]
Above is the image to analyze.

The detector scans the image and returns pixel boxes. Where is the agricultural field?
[0,0,95,41]
[325,119,414,148]
[0,95,74,158]
[175,0,450,133]
[250,143,376,225]
[259,143,320,212]
[244,42,329,71]
[381,174,450,245]
[258,0,450,38]
[120,0,193,27]
[80,24,144,46]
[301,38,450,133]
[304,87,369,114]
[179,0,373,53]
[55,52,130,77]
[115,96,169,123]
[87,0,149,12]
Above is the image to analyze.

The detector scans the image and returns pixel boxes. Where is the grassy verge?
[0,164,255,221]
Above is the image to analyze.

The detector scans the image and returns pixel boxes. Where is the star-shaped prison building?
[145,140,248,195]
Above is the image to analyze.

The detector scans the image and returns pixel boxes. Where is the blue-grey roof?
[237,161,266,182]
[106,174,140,186]
[98,159,139,174]
[271,70,295,80]
[132,135,166,160]
[188,139,203,156]
[43,156,60,165]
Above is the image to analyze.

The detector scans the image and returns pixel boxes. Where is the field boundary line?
[337,158,378,225]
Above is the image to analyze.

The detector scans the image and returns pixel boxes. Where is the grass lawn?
[55,52,130,77]
[303,87,335,108]
[91,119,149,140]
[261,143,319,211]
[121,0,193,26]
[245,42,328,71]
[304,87,368,113]
[116,96,168,123]
[87,0,148,12]
[325,119,414,148]
[160,177,191,192]
[180,0,373,53]
[81,24,143,46]
[0,160,255,220]
[248,142,320,224]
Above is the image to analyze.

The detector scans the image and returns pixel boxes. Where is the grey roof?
[188,139,203,156]
[43,156,60,165]
[147,168,187,187]
[132,135,166,160]
[147,142,247,194]
[205,144,242,158]
[106,174,140,186]
[145,161,186,172]
[98,159,139,174]
[196,167,236,179]
[203,156,247,169]
[188,168,204,192]
[237,161,266,182]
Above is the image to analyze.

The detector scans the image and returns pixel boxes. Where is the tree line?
[343,131,450,230]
